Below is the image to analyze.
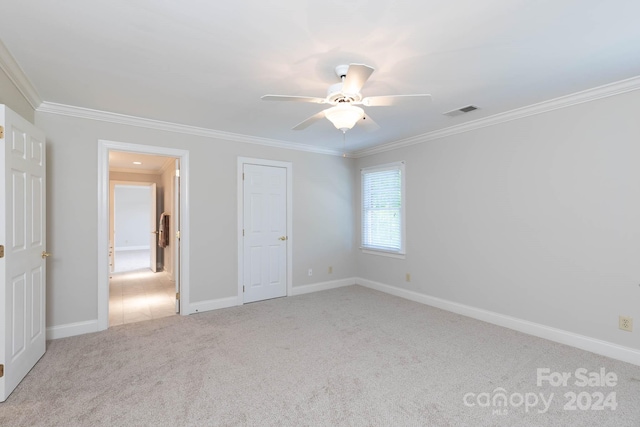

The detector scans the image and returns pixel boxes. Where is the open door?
[0,105,47,401]
[149,183,157,273]
[174,160,180,313]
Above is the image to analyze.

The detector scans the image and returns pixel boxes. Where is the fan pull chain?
[342,130,346,158]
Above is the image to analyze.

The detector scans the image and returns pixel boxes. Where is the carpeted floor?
[1,285,639,426]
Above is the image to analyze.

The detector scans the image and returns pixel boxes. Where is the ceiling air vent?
[443,105,479,117]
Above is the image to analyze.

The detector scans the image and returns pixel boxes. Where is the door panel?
[12,274,26,356]
[0,105,47,402]
[243,164,287,303]
[31,267,43,339]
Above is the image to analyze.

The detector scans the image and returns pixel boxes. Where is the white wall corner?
[0,39,43,109]
[291,277,357,296]
[47,319,99,340]
[356,278,640,367]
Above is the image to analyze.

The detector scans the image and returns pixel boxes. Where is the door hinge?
[176,292,180,300]
[242,173,245,180]
[0,125,4,139]
[242,229,245,237]
[176,230,180,239]
[0,364,4,378]
[243,286,245,293]
[0,245,4,258]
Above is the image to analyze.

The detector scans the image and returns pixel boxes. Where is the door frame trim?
[98,140,190,330]
[237,157,293,305]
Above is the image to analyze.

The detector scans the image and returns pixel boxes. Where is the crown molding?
[36,101,344,157]
[351,75,640,158]
[34,73,640,159]
[0,39,42,109]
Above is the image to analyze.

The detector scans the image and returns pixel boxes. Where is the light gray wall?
[35,112,356,328]
[355,89,640,351]
[0,66,35,123]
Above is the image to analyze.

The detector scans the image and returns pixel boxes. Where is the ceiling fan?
[261,63,431,133]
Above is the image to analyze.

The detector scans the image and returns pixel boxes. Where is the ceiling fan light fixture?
[324,104,364,132]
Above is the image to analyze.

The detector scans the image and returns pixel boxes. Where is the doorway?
[109,180,174,326]
[237,158,293,305]
[98,140,190,331]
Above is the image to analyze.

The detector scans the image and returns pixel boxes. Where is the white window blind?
[361,162,405,254]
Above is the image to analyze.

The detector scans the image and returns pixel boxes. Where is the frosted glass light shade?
[324,104,364,131]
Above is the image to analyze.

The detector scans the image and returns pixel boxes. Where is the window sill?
[360,248,406,259]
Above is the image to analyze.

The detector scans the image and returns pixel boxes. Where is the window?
[361,161,405,256]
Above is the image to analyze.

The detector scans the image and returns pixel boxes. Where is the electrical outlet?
[406,273,411,282]
[619,316,633,332]
[328,266,333,274]
[308,268,313,276]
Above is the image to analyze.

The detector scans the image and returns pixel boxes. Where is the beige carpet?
[1,285,639,426]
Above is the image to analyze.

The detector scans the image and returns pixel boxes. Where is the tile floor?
[113,249,151,273]
[109,252,176,326]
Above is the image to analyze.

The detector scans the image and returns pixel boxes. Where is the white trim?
[351,75,640,158]
[98,140,191,331]
[290,278,356,296]
[360,249,406,259]
[38,102,342,156]
[237,157,293,305]
[46,320,98,340]
[114,246,150,251]
[109,166,164,175]
[0,39,43,109]
[188,296,238,314]
[357,278,640,366]
[33,75,640,159]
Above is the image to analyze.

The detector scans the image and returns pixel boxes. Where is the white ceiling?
[109,151,173,174]
[1,0,639,153]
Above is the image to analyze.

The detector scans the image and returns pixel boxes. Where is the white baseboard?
[47,319,99,340]
[356,278,640,366]
[188,296,238,314]
[291,277,356,296]
[115,246,150,251]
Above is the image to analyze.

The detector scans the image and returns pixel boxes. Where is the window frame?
[360,161,406,258]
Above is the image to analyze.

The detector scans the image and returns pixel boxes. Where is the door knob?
[278,236,288,241]
[41,251,52,259]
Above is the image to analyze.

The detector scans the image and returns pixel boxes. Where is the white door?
[174,160,180,313]
[243,164,287,303]
[149,183,157,273]
[0,105,47,402]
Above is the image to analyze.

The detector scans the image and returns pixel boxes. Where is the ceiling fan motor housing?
[327,82,362,104]
[334,64,350,79]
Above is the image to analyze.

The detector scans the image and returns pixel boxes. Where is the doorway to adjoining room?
[108,152,180,326]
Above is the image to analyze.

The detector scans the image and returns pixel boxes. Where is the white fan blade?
[262,95,327,104]
[359,113,380,132]
[362,94,432,107]
[292,111,326,130]
[342,64,375,94]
